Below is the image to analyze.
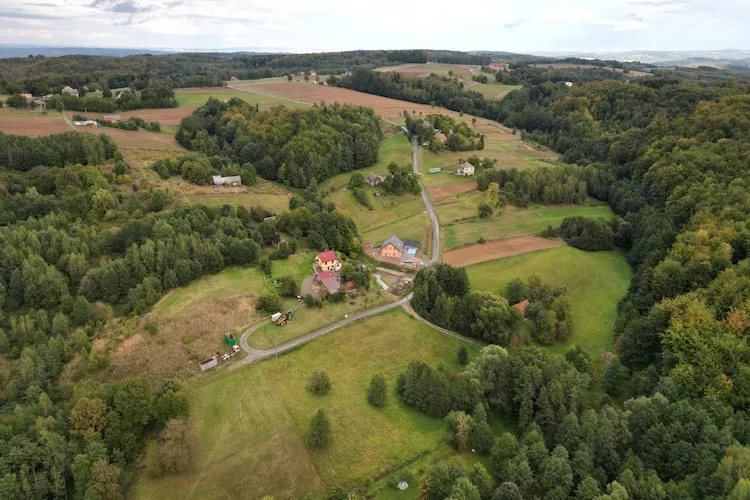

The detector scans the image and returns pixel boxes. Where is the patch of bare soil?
[442,236,564,267]
[103,295,262,382]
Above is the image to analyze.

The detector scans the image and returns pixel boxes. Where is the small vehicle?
[296,295,302,300]
[220,353,231,361]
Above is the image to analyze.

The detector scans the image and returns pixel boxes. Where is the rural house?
[378,234,422,260]
[315,250,341,272]
[30,99,47,111]
[102,114,121,122]
[365,173,385,186]
[212,175,242,186]
[457,162,475,176]
[61,85,78,96]
[488,61,507,69]
[315,271,340,295]
[434,131,447,144]
[513,299,529,315]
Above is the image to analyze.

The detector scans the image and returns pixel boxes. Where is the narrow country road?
[226,116,448,367]
[412,136,441,264]
[231,294,412,369]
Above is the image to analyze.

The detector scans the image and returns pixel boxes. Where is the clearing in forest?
[465,246,632,355]
[464,82,522,100]
[374,63,479,79]
[133,309,478,499]
[442,236,564,267]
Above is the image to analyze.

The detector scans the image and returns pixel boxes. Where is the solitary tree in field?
[367,374,387,407]
[287,74,293,82]
[487,182,500,208]
[458,345,468,365]
[307,409,330,447]
[307,371,332,395]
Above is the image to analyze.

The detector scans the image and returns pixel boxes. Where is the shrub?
[478,203,493,219]
[277,275,298,296]
[257,294,281,314]
[353,188,374,210]
[307,371,332,395]
[367,374,387,407]
[145,321,159,335]
[304,293,322,308]
[457,345,468,365]
[307,409,330,447]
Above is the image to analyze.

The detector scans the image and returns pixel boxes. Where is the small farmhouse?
[488,61,507,69]
[513,299,529,315]
[102,114,121,122]
[365,173,385,187]
[457,162,475,176]
[315,250,341,272]
[30,99,47,111]
[316,271,340,295]
[61,85,78,96]
[434,131,447,144]
[212,175,242,186]
[378,234,422,260]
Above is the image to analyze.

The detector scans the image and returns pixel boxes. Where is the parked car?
[220,353,231,361]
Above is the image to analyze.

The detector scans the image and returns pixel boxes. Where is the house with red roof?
[315,250,341,272]
[488,61,508,69]
[513,299,529,315]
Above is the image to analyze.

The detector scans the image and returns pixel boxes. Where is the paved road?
[412,136,441,264]
[231,294,412,368]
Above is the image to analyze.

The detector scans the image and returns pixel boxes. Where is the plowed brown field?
[442,236,564,267]
[0,109,69,136]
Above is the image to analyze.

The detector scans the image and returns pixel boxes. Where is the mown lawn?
[248,291,390,349]
[466,246,632,356]
[328,188,425,234]
[362,212,430,247]
[175,91,308,110]
[133,309,480,499]
[441,204,615,250]
[153,252,314,318]
[321,134,412,192]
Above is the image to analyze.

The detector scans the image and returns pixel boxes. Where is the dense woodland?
[176,98,382,187]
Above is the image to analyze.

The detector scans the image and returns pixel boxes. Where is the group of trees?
[506,276,572,345]
[73,114,161,132]
[403,344,750,498]
[152,152,257,186]
[554,216,620,251]
[406,113,484,152]
[477,164,588,207]
[380,162,420,195]
[175,98,382,187]
[411,264,522,346]
[43,87,177,113]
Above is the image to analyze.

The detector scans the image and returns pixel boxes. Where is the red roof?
[345,281,355,290]
[317,250,338,263]
[513,299,529,314]
[316,271,335,280]
[488,61,507,68]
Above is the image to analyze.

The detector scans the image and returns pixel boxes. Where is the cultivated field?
[78,125,183,151]
[439,202,615,250]
[465,246,632,355]
[134,309,478,499]
[464,82,522,100]
[375,63,479,79]
[0,108,69,136]
[442,236,564,267]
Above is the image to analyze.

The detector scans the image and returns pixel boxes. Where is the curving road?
[231,294,412,369]
[229,123,445,366]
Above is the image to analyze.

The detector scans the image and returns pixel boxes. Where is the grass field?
[153,252,314,318]
[134,309,479,499]
[465,83,522,100]
[375,63,478,80]
[441,203,615,250]
[329,188,425,233]
[362,212,430,248]
[185,179,293,214]
[466,246,631,356]
[320,134,412,192]
[175,90,308,110]
[248,292,389,349]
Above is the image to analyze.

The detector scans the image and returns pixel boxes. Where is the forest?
[176,98,382,187]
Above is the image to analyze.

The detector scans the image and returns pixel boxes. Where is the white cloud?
[0,0,747,51]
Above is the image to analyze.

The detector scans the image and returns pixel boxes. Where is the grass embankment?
[133,309,479,499]
[465,246,631,356]
[440,201,614,250]
[153,252,314,318]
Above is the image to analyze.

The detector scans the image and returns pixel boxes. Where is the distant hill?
[0,45,176,58]
[529,49,750,67]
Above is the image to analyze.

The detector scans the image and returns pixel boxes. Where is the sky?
[0,0,748,53]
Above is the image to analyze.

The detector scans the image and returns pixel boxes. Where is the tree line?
[175,98,382,187]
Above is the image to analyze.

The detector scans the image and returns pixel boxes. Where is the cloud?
[627,0,688,5]
[110,0,153,14]
[0,9,62,20]
[503,18,526,30]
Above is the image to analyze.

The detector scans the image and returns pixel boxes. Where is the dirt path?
[442,236,564,267]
